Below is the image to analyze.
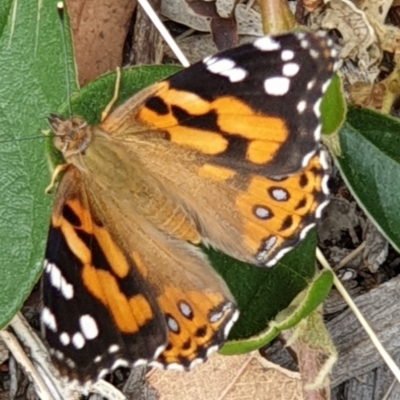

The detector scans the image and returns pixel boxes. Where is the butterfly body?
[42,31,337,381]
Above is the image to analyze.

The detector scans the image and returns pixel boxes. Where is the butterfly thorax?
[47,114,93,166]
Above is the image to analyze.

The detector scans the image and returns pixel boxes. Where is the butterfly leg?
[101,67,122,122]
[45,164,68,194]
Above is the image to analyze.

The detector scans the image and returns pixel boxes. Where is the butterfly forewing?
[42,31,337,382]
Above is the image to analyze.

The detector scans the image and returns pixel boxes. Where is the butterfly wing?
[100,32,337,177]
[97,31,335,266]
[42,166,237,381]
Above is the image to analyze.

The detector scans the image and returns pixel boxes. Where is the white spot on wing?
[301,150,316,168]
[223,309,239,338]
[60,278,74,300]
[59,332,70,346]
[111,359,129,370]
[264,77,290,96]
[267,247,293,266]
[321,174,330,194]
[297,100,306,113]
[209,310,223,323]
[313,97,322,118]
[153,344,166,359]
[41,307,57,332]
[49,264,62,290]
[322,79,331,93]
[316,199,330,218]
[281,49,294,61]
[220,67,247,82]
[167,363,185,371]
[206,345,219,357]
[320,151,329,170]
[189,358,204,369]
[314,124,322,141]
[307,80,316,90]
[179,301,192,318]
[205,58,247,82]
[72,332,85,349]
[300,39,310,49]
[80,315,99,340]
[167,316,179,333]
[264,236,277,252]
[44,260,51,273]
[282,63,300,77]
[254,36,280,51]
[98,368,110,380]
[65,358,76,369]
[133,359,147,367]
[255,206,270,219]
[108,344,119,353]
[206,58,235,73]
[309,49,319,59]
[300,223,316,240]
[271,188,288,201]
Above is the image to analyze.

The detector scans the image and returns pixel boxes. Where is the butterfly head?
[47,114,92,160]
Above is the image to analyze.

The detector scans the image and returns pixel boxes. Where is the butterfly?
[41,31,338,382]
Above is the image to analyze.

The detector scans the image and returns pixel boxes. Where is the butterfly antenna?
[56,1,72,118]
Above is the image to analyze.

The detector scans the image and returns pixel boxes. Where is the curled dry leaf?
[161,0,263,36]
[322,0,379,70]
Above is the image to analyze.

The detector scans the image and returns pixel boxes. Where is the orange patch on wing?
[168,126,228,154]
[197,164,236,181]
[58,220,92,264]
[158,86,212,115]
[214,97,288,164]
[54,199,92,264]
[131,251,148,277]
[157,287,229,363]
[82,264,153,334]
[138,86,288,163]
[137,84,212,129]
[94,226,130,278]
[128,294,153,326]
[236,155,324,253]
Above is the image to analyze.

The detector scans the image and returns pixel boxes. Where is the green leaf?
[336,107,400,253]
[0,0,75,328]
[321,74,346,135]
[221,270,333,354]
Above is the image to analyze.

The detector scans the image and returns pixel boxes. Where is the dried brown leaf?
[148,353,304,400]
[65,0,136,85]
